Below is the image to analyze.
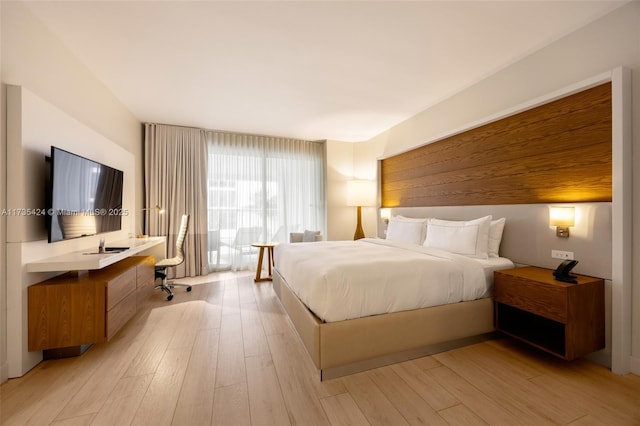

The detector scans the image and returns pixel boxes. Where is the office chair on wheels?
[155,214,192,301]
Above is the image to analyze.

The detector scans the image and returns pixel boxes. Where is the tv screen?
[48,146,124,243]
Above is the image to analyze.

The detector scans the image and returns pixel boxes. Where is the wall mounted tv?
[47,146,125,243]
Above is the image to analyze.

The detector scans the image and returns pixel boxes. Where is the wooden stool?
[251,242,278,282]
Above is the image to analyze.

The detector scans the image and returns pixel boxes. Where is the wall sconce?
[549,206,575,238]
[347,180,376,240]
[380,208,391,224]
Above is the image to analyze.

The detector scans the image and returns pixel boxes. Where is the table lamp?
[346,180,376,240]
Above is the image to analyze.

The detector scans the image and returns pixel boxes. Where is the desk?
[26,237,166,272]
[251,242,278,282]
[28,255,156,355]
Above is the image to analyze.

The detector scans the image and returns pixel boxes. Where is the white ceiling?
[25,1,626,142]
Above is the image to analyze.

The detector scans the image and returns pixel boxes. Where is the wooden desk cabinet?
[28,256,155,354]
[494,266,604,360]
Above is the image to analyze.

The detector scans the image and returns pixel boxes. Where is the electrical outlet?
[551,250,574,260]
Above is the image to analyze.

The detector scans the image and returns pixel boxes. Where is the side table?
[494,266,604,360]
[251,242,278,282]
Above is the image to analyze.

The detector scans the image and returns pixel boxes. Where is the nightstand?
[494,266,604,360]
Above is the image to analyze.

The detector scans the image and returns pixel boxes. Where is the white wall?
[362,3,640,161]
[1,2,140,153]
[326,140,353,241]
[355,2,640,373]
[1,2,141,380]
[326,139,379,241]
[0,1,142,224]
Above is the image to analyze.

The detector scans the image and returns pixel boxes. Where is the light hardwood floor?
[2,273,639,426]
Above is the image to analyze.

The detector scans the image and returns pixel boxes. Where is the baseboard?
[630,354,640,375]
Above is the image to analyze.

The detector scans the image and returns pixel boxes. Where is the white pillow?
[395,215,429,243]
[488,218,506,258]
[386,216,427,245]
[423,215,492,259]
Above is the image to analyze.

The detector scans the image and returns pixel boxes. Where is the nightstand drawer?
[495,274,567,323]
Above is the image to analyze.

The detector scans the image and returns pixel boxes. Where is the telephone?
[553,259,579,284]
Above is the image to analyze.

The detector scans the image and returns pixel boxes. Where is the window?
[206,132,326,271]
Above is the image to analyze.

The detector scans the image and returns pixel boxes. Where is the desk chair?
[155,214,192,301]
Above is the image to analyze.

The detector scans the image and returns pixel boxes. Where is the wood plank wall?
[380,83,612,207]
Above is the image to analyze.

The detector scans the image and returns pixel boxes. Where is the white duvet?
[274,238,513,323]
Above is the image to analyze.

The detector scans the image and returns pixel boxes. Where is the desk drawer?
[106,268,136,311]
[106,291,136,340]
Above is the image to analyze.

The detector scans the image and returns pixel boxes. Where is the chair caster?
[187,286,192,292]
[167,294,174,301]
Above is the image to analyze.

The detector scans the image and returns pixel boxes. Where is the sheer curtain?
[206,131,326,271]
[145,123,209,278]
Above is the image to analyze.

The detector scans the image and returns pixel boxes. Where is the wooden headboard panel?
[381,83,612,207]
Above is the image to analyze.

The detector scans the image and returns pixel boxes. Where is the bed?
[272,83,612,379]
[273,215,514,379]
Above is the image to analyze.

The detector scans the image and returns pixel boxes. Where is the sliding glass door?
[206,132,326,271]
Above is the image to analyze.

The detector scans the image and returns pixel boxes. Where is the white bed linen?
[274,238,514,323]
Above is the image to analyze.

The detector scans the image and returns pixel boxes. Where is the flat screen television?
[47,146,125,243]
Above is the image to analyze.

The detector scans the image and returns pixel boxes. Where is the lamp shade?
[549,206,575,227]
[346,180,376,207]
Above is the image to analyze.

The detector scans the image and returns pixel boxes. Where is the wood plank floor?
[2,273,639,425]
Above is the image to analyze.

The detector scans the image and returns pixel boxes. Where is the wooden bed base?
[273,269,496,380]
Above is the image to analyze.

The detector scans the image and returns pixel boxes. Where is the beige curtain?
[144,123,209,277]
